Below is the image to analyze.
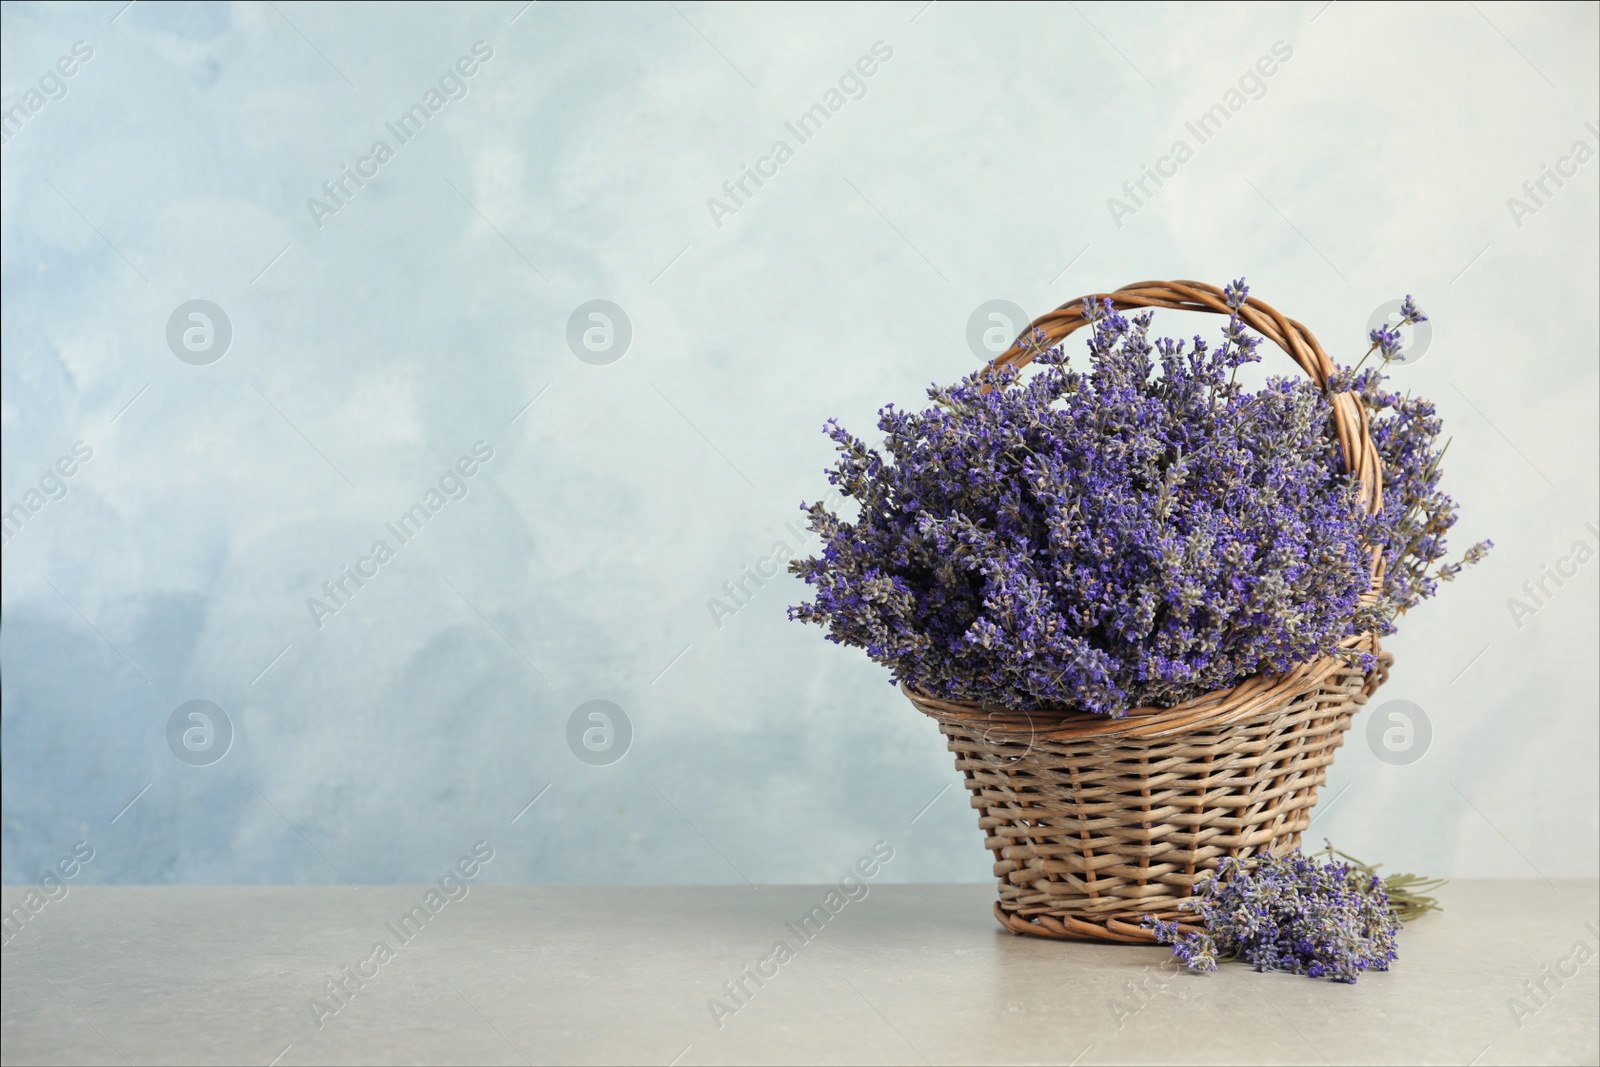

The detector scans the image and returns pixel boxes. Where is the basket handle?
[994,279,1383,516]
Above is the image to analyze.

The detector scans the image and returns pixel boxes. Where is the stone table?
[2,881,1596,1065]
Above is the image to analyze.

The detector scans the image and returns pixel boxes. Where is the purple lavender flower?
[1368,325,1405,362]
[790,288,1371,716]
[1339,305,1492,625]
[1142,848,1400,984]
[790,285,1487,715]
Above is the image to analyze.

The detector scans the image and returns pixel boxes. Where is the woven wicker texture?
[907,281,1391,942]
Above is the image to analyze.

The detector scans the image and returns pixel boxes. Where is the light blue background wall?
[2,0,1595,886]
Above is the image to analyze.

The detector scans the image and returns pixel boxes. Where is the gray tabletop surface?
[1,881,1596,1066]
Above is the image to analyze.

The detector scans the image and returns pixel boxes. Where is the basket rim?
[902,633,1388,741]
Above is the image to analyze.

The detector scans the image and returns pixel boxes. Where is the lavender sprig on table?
[1142,847,1403,984]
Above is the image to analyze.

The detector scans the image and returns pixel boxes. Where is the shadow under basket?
[904,640,1392,944]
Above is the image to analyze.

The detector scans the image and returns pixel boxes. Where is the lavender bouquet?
[790,283,1487,717]
[1142,846,1407,984]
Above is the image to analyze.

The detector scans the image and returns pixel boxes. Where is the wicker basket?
[905,280,1392,943]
